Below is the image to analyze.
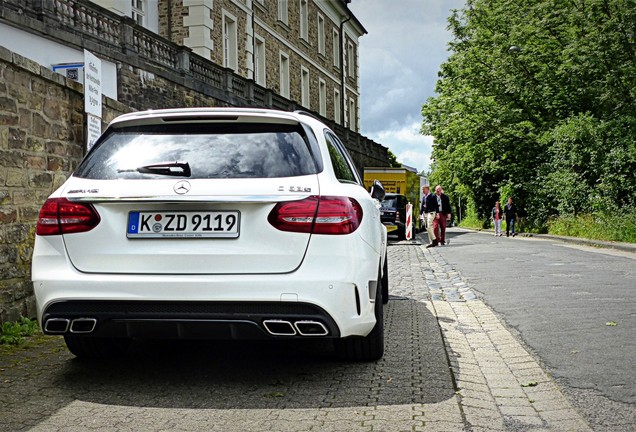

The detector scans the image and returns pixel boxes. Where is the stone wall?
[0,48,80,321]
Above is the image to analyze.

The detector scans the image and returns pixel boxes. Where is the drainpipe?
[167,0,172,41]
[340,9,351,127]
[251,2,256,84]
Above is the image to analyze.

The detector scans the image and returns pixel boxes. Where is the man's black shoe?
[426,241,438,248]
[441,241,445,245]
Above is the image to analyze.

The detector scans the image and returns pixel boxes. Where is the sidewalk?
[0,239,596,431]
[391,235,592,431]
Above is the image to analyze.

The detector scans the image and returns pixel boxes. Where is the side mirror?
[369,179,385,201]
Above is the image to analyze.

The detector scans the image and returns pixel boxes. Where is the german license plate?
[127,211,240,238]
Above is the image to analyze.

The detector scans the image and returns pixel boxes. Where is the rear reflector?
[268,195,362,235]
[36,198,101,236]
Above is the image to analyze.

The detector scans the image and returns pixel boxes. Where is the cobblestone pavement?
[0,240,592,431]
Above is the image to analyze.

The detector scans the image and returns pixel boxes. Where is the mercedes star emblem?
[173,180,191,195]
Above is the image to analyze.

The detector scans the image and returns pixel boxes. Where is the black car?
[380,193,408,240]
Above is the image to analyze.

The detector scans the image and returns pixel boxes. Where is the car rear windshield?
[74,123,319,179]
[381,198,398,207]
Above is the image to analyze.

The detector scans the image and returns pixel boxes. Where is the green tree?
[387,149,402,168]
[423,0,636,227]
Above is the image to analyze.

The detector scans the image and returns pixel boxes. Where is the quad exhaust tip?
[70,318,97,334]
[44,318,97,334]
[44,318,70,334]
[294,320,328,336]
[262,320,328,337]
[262,320,297,336]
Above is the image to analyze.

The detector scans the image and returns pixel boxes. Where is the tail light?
[268,195,363,235]
[396,211,401,222]
[36,198,101,236]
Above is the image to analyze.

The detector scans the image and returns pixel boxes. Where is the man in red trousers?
[433,185,452,246]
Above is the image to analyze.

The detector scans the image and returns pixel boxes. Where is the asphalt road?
[434,228,636,430]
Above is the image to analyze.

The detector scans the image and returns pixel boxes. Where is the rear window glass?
[75,123,319,179]
[381,198,398,208]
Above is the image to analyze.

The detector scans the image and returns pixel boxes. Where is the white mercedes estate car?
[32,108,388,361]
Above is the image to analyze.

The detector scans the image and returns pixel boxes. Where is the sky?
[348,0,466,174]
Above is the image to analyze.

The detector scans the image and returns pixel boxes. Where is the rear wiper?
[117,161,191,177]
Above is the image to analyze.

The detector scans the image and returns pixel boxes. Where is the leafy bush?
[548,209,636,243]
[0,317,39,346]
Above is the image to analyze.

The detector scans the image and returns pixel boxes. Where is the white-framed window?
[317,14,325,55]
[332,28,340,68]
[278,0,288,24]
[131,0,145,26]
[318,79,326,116]
[301,66,310,108]
[254,35,266,86]
[222,12,238,72]
[349,97,356,131]
[300,0,309,41]
[334,88,341,124]
[279,51,290,98]
[347,41,355,78]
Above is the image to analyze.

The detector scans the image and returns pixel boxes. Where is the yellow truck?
[363,167,428,239]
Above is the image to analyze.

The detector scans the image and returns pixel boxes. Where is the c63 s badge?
[288,186,312,192]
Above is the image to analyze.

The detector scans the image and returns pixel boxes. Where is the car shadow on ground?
[0,299,457,429]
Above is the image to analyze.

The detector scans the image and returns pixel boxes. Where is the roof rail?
[293,110,322,122]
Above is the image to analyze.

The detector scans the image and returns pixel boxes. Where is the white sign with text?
[86,113,101,150]
[83,49,102,118]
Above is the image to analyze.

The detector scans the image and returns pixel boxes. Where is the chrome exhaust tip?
[294,320,328,336]
[262,320,297,336]
[69,318,97,334]
[44,318,70,334]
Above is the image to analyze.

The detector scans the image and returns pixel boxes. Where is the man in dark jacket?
[433,185,452,246]
[504,197,517,237]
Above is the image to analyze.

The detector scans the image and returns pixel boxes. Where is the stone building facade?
[0,0,387,322]
[156,0,365,132]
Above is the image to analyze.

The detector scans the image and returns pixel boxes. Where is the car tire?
[381,252,389,305]
[334,270,385,361]
[64,335,131,359]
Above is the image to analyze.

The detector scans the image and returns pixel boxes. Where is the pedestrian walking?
[504,197,517,237]
[492,201,503,236]
[433,185,452,246]
[421,186,439,248]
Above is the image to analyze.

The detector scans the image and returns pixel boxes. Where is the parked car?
[380,193,409,240]
[31,108,388,361]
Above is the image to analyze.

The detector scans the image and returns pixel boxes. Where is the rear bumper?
[41,300,339,339]
[33,235,382,340]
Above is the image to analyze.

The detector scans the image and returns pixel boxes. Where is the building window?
[317,14,325,55]
[223,12,238,72]
[280,52,290,98]
[301,67,310,108]
[333,28,340,68]
[300,0,309,41]
[254,36,266,86]
[319,79,326,116]
[349,97,356,131]
[278,0,288,25]
[334,88,341,124]
[347,41,355,78]
[131,0,145,26]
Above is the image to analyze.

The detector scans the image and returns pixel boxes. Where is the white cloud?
[365,122,435,173]
[349,0,465,172]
